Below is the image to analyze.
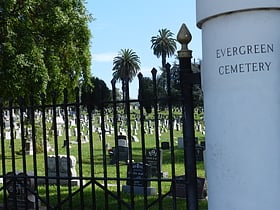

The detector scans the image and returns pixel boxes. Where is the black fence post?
[177,23,199,210]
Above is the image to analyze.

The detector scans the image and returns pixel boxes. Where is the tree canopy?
[112,49,141,100]
[0,0,92,103]
[151,28,177,69]
[81,76,111,109]
[112,49,141,83]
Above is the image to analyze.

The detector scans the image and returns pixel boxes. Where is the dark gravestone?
[5,172,39,209]
[200,141,206,150]
[195,137,199,145]
[195,146,204,161]
[126,162,151,187]
[110,135,129,164]
[110,146,129,164]
[161,142,169,150]
[169,175,206,199]
[122,162,156,195]
[146,148,162,177]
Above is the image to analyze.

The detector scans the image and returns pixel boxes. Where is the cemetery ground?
[0,108,207,209]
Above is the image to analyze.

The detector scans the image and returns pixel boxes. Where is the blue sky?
[86,0,202,98]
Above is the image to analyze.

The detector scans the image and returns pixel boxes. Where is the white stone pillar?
[196,1,280,210]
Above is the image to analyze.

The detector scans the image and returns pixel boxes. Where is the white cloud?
[92,52,116,62]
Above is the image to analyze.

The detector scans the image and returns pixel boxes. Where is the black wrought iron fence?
[0,62,205,210]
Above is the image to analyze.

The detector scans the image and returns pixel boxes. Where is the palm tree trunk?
[161,52,167,70]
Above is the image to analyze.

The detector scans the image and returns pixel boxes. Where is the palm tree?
[112,49,141,100]
[151,28,177,69]
[151,29,177,93]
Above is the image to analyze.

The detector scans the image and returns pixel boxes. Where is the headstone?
[195,146,204,161]
[82,135,89,143]
[122,162,156,195]
[15,128,21,137]
[178,137,184,149]
[4,120,10,129]
[148,127,153,135]
[173,119,177,130]
[25,140,34,155]
[110,135,129,164]
[200,141,206,150]
[56,115,64,125]
[5,172,40,209]
[195,137,199,145]
[46,140,54,152]
[110,146,129,164]
[117,135,128,147]
[133,128,137,136]
[68,128,72,137]
[134,120,138,130]
[69,119,75,127]
[5,131,11,140]
[74,128,78,136]
[132,135,139,142]
[109,125,114,135]
[47,155,78,186]
[161,142,169,150]
[57,128,63,136]
[146,148,162,177]
[176,122,181,131]
[169,175,206,199]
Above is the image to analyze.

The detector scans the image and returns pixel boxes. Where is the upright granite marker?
[196,1,280,209]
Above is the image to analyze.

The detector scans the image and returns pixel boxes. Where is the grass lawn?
[0,109,207,209]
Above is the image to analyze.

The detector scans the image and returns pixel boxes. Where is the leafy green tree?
[112,49,141,100]
[139,77,153,113]
[81,76,112,109]
[0,0,92,103]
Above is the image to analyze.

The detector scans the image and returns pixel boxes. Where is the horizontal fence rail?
[0,63,205,210]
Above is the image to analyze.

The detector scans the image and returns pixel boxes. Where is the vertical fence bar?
[100,99,109,210]
[166,63,178,210]
[86,86,97,210]
[63,89,73,209]
[124,78,135,209]
[75,87,84,209]
[51,92,61,209]
[0,98,8,209]
[41,94,51,210]
[9,101,16,174]
[17,98,26,210]
[111,79,122,210]
[177,23,198,210]
[151,68,164,209]
[30,96,39,209]
[137,72,148,209]
[19,98,29,210]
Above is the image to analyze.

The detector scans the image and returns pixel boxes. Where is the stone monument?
[197,1,280,209]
